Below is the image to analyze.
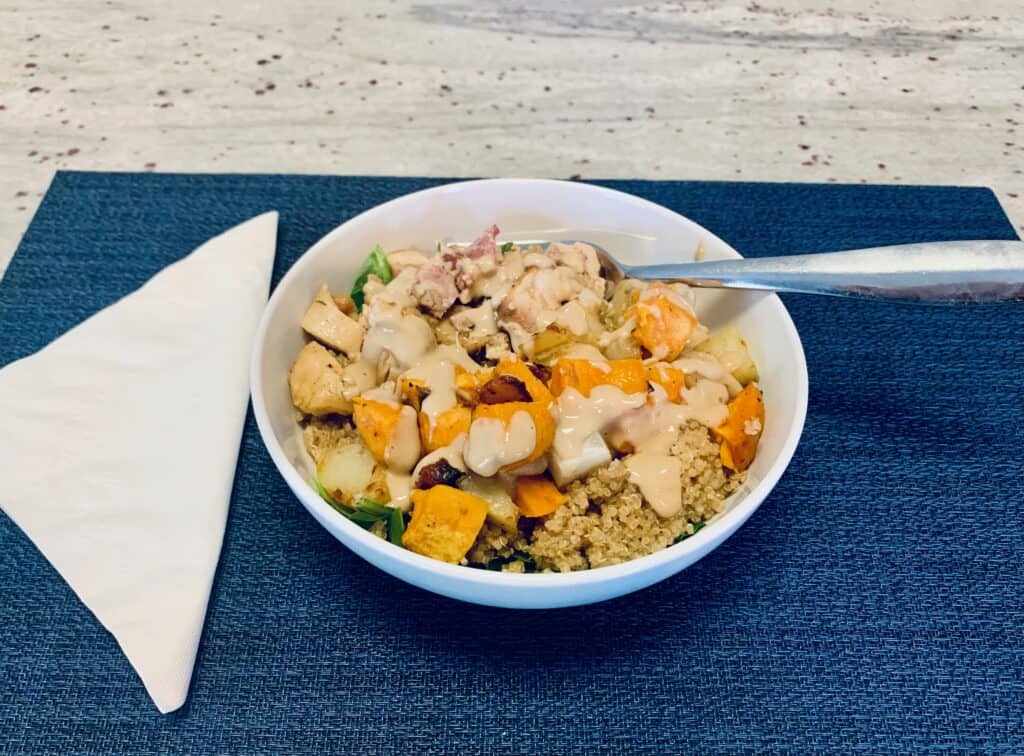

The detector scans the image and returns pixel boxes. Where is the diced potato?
[352,397,402,463]
[514,476,567,518]
[459,475,519,533]
[550,358,646,398]
[301,284,364,357]
[471,401,555,471]
[713,383,765,472]
[531,326,575,365]
[419,405,472,452]
[549,431,611,487]
[646,363,686,402]
[606,278,647,327]
[317,444,375,505]
[629,283,697,361]
[403,485,489,563]
[365,462,391,504]
[289,342,353,416]
[495,355,553,405]
[601,330,642,360]
[693,324,759,386]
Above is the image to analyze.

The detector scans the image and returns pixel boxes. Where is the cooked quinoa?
[289,226,764,572]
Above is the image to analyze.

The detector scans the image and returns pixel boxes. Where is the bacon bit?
[527,362,552,383]
[478,374,531,404]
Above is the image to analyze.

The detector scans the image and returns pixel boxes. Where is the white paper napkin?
[0,212,278,713]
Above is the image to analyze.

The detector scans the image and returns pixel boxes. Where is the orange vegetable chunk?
[550,358,646,398]
[646,363,686,402]
[419,405,472,452]
[403,485,489,563]
[352,398,402,463]
[471,401,555,470]
[630,283,697,361]
[713,383,765,472]
[514,475,567,517]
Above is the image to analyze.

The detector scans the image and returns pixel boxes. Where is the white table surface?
[1,0,1021,277]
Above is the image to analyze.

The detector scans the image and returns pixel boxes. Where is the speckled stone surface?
[1,0,1022,272]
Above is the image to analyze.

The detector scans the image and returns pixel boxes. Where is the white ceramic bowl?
[251,178,808,609]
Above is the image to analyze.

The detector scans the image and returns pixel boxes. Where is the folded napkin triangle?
[0,212,278,713]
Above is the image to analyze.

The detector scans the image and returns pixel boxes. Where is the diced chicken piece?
[449,301,498,352]
[496,266,583,335]
[361,274,388,306]
[288,342,353,416]
[365,267,418,321]
[386,248,430,275]
[301,284,364,357]
[547,242,604,295]
[411,261,459,317]
[630,283,697,361]
[340,359,378,400]
[549,431,611,487]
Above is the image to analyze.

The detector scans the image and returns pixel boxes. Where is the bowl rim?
[250,177,808,589]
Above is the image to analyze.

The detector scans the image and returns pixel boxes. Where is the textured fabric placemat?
[1,172,1021,754]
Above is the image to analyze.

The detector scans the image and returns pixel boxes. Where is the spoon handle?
[626,241,1024,303]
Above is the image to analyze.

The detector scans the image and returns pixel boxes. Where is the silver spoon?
[508,238,1024,304]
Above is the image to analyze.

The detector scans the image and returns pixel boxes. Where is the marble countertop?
[1,0,1021,276]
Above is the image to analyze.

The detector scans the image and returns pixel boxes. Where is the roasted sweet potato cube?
[713,383,765,472]
[402,485,489,563]
[352,398,402,463]
[471,401,555,471]
[550,358,646,398]
[646,363,686,402]
[514,475,567,518]
[630,283,697,361]
[419,405,472,452]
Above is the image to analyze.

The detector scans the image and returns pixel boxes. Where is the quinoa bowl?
[251,178,808,608]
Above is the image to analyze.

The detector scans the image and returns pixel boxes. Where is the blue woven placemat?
[1,172,1021,754]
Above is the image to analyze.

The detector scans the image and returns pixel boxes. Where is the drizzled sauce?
[553,386,646,460]
[464,412,536,476]
[385,471,413,511]
[384,405,421,473]
[403,345,480,434]
[362,314,436,372]
[625,454,682,517]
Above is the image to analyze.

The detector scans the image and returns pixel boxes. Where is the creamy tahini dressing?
[464,411,537,477]
[384,405,421,473]
[557,343,608,363]
[361,381,400,406]
[385,471,413,511]
[673,353,742,396]
[340,359,378,400]
[625,454,682,517]
[412,434,468,478]
[553,386,647,460]
[605,380,729,456]
[403,344,480,434]
[362,313,436,372]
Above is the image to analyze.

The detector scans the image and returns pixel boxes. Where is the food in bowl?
[288,225,765,572]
